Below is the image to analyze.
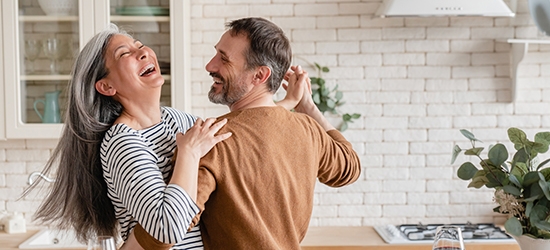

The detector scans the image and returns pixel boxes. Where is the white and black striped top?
[100,107,203,249]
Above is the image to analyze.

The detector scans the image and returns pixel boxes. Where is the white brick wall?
[3,0,550,228]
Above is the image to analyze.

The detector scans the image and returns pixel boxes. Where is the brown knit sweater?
[136,106,361,249]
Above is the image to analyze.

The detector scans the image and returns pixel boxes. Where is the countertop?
[0,226,521,250]
[300,226,520,250]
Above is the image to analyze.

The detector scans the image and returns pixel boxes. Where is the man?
[132,17,361,249]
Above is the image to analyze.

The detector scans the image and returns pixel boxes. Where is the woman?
[27,23,231,248]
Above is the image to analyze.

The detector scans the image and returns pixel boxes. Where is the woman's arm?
[169,118,231,201]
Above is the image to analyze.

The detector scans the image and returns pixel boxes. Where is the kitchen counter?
[0,227,521,250]
[0,230,43,250]
[301,226,520,250]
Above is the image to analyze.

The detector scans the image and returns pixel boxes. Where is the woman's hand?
[177,118,232,160]
[278,65,310,110]
[170,118,232,201]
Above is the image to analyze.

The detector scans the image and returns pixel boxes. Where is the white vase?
[512,235,550,250]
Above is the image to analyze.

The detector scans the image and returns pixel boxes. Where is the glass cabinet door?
[107,0,191,111]
[2,0,190,139]
[109,0,172,107]
[19,1,79,123]
[2,0,87,138]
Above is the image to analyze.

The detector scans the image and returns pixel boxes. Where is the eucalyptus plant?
[452,128,550,239]
[309,63,360,131]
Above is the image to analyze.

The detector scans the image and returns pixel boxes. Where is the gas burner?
[374,222,516,244]
[397,222,512,241]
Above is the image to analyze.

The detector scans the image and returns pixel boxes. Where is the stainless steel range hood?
[376,0,516,17]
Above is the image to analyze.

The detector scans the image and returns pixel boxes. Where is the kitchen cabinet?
[0,1,5,140]
[1,0,191,139]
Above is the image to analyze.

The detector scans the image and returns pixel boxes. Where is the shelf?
[20,74,171,81]
[19,15,78,22]
[110,15,170,22]
[502,39,550,102]
[21,74,71,81]
[19,15,170,23]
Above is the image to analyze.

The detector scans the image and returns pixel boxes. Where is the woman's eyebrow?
[113,39,142,55]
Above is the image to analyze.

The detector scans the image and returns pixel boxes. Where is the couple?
[30,17,361,249]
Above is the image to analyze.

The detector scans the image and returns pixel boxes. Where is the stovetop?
[374,222,515,244]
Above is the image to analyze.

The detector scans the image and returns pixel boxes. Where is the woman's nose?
[138,48,148,60]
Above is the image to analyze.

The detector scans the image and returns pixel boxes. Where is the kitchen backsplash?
[2,0,549,228]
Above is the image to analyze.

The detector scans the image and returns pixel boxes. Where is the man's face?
[205,31,255,106]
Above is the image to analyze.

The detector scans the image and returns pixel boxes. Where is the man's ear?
[95,80,116,96]
[252,66,271,86]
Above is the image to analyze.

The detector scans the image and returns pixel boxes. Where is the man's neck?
[229,93,276,112]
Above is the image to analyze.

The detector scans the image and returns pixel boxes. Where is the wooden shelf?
[502,39,550,102]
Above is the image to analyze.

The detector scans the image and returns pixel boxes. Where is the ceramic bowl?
[38,0,77,16]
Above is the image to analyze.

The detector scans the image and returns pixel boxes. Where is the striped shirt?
[100,107,203,249]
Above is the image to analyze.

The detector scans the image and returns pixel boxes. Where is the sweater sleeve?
[101,132,200,244]
[316,129,362,187]
[189,166,217,228]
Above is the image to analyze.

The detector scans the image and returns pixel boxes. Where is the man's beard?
[208,73,248,105]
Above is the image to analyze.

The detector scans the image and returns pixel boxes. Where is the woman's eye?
[120,51,130,57]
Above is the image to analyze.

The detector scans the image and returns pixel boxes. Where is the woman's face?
[96,34,164,101]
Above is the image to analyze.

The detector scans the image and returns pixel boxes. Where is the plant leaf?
[314,62,321,71]
[540,179,550,200]
[535,221,550,231]
[460,129,479,141]
[464,147,484,156]
[488,143,508,167]
[509,174,521,187]
[525,171,541,187]
[457,162,478,180]
[504,217,523,236]
[340,122,348,132]
[503,185,522,196]
[535,131,550,153]
[327,99,336,109]
[508,127,528,150]
[451,145,462,164]
[335,91,343,101]
[538,158,550,171]
[468,171,488,188]
[526,201,534,217]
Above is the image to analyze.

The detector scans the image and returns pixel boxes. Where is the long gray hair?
[29,23,129,242]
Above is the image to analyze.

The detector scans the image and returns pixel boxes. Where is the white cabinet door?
[0,1,5,140]
[1,0,190,139]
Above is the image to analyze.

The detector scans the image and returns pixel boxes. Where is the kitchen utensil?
[34,90,61,123]
[38,0,77,16]
[24,39,41,74]
[43,38,69,74]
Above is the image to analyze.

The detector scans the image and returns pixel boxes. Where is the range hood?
[376,0,516,17]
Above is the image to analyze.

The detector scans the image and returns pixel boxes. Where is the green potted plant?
[309,63,360,131]
[452,128,550,248]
